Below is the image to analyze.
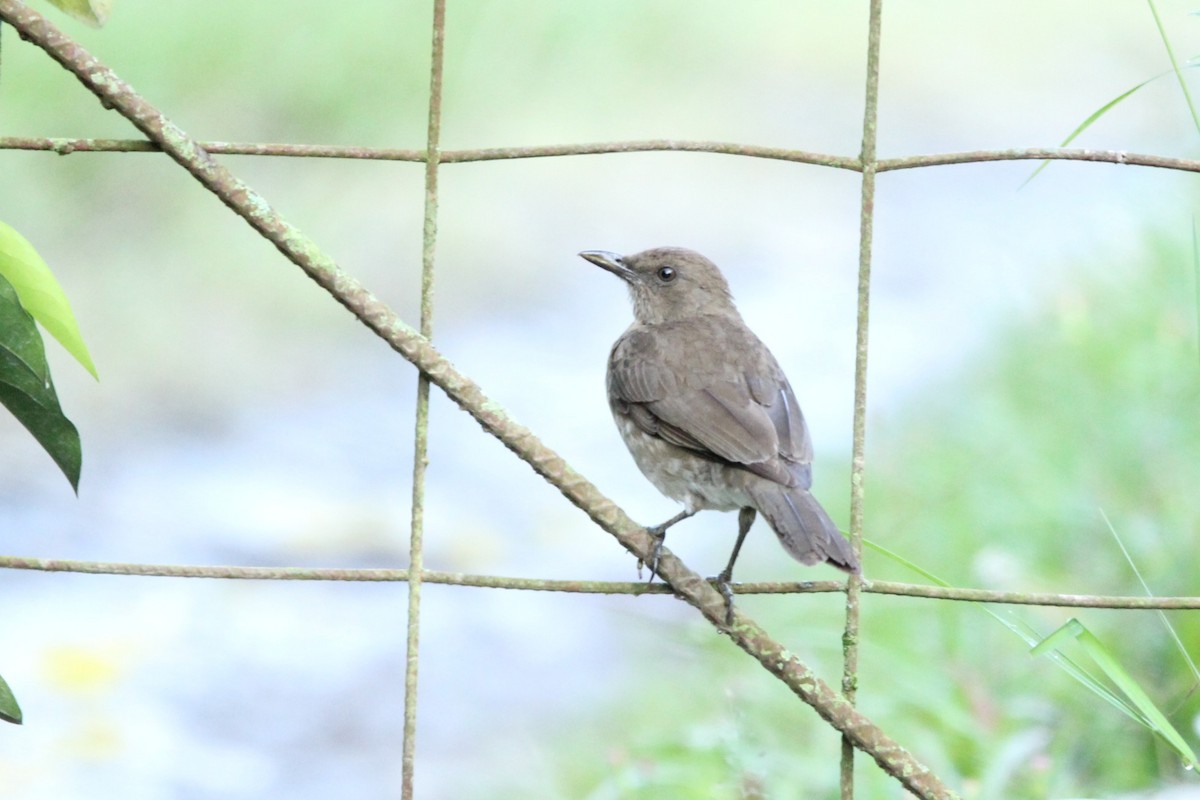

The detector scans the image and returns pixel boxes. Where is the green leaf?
[42,0,112,28]
[0,673,21,725]
[0,220,97,380]
[1032,618,1200,769]
[0,273,82,491]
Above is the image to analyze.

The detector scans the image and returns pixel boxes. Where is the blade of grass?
[1023,38,1200,188]
[1028,617,1087,657]
[1099,509,1200,685]
[870,538,1198,762]
[1032,618,1200,768]
[1020,76,1160,188]
[1148,0,1200,136]
[988,610,1138,722]
[1193,219,1200,370]
[864,539,1136,719]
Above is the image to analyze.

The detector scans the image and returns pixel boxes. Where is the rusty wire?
[3,135,1199,175]
[400,1,447,796]
[840,2,884,794]
[2,555,1198,609]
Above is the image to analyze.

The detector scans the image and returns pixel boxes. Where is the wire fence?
[1,2,1198,798]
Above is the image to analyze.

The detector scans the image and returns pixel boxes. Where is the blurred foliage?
[511,235,1200,799]
[0,670,21,724]
[861,231,1200,797]
[44,0,112,28]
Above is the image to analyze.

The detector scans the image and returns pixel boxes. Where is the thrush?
[579,246,859,622]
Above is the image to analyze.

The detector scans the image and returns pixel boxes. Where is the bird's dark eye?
[656,265,677,283]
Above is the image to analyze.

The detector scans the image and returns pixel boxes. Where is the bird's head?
[579,247,739,325]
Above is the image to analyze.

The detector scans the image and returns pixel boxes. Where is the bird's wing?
[746,370,814,465]
[648,380,780,465]
[609,326,808,486]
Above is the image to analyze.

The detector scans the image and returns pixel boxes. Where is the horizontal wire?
[2,135,1196,174]
[0,555,1195,608]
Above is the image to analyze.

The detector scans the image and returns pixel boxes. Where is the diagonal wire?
[402,1,447,797]
[840,1,884,796]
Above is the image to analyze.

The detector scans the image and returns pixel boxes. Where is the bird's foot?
[635,508,697,581]
[638,526,668,582]
[711,568,736,626]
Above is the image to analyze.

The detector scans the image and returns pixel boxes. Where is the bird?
[579,246,858,623]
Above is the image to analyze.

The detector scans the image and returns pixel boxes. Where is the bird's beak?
[579,250,635,283]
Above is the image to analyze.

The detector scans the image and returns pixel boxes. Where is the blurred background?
[1,1,1199,797]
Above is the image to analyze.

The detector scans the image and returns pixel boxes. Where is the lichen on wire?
[401,1,447,797]
[841,1,885,796]
[2,555,1198,608]
[3,135,1198,176]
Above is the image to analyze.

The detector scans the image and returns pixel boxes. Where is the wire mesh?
[1,2,1198,798]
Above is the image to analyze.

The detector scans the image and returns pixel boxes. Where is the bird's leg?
[640,508,696,581]
[712,507,756,625]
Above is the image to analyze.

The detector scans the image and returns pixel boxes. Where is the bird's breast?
[611,409,750,513]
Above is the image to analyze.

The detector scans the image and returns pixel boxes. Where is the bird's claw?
[712,570,736,626]
[639,526,667,583]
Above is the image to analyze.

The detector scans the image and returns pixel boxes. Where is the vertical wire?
[841,0,883,797]
[401,0,446,796]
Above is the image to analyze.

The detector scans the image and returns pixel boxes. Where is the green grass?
[862,232,1200,795]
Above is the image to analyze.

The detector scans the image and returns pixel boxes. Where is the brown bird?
[580,246,858,621]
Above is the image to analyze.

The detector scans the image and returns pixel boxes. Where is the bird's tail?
[747,482,859,573]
